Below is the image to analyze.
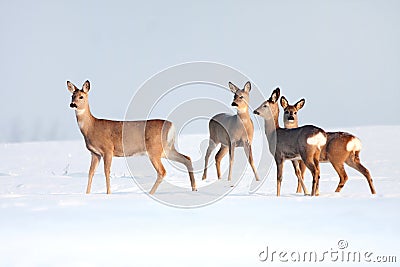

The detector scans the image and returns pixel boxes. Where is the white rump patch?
[346,137,362,152]
[307,132,327,149]
[167,124,176,146]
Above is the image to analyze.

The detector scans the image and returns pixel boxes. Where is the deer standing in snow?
[280,96,376,194]
[67,80,196,195]
[202,81,260,182]
[253,88,327,196]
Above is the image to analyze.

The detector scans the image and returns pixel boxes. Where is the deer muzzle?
[70,103,77,108]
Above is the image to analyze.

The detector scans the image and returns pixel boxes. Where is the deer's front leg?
[292,160,309,195]
[292,160,302,193]
[276,158,284,196]
[87,153,101,194]
[103,153,113,194]
[149,156,167,195]
[227,143,235,181]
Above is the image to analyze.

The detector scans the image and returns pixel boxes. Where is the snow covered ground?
[0,126,399,266]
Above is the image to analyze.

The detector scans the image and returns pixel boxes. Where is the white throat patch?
[75,109,86,116]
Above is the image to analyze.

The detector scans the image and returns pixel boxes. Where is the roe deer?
[202,81,260,182]
[67,80,196,195]
[253,88,327,196]
[280,96,376,194]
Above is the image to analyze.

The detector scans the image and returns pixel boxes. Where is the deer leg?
[300,160,307,179]
[86,153,101,194]
[313,152,321,196]
[276,158,284,197]
[306,163,318,196]
[292,160,302,193]
[244,142,260,181]
[149,157,167,195]
[215,145,228,179]
[292,160,309,195]
[346,152,376,194]
[295,161,307,193]
[103,153,113,194]
[291,160,301,193]
[302,154,319,196]
[227,143,235,181]
[202,140,217,180]
[167,149,197,191]
[331,162,348,192]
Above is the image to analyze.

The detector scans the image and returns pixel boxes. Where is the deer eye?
[285,111,289,114]
[79,96,84,99]
[240,96,244,99]
[294,112,297,114]
[263,105,267,108]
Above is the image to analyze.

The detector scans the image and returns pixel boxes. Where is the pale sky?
[0,0,399,142]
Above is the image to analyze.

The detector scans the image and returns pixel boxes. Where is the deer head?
[253,87,280,120]
[280,96,305,129]
[67,80,91,113]
[229,81,251,114]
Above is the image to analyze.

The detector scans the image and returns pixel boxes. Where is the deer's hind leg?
[244,142,260,182]
[312,149,322,196]
[215,145,228,179]
[202,139,217,180]
[167,149,197,191]
[301,148,320,196]
[345,151,376,194]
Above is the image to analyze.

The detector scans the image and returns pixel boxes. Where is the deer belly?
[122,144,147,157]
[283,151,301,160]
[234,140,245,147]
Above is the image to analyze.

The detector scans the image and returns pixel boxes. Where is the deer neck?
[75,105,95,136]
[263,110,280,140]
[284,120,298,129]
[262,114,279,154]
[237,107,251,121]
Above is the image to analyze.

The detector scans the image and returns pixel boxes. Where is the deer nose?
[70,103,77,108]
[253,110,259,115]
[231,102,238,107]
[288,115,295,121]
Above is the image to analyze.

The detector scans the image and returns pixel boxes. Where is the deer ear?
[295,98,305,110]
[228,82,239,93]
[244,81,251,92]
[280,96,288,109]
[270,87,280,103]
[67,81,77,93]
[82,80,90,93]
